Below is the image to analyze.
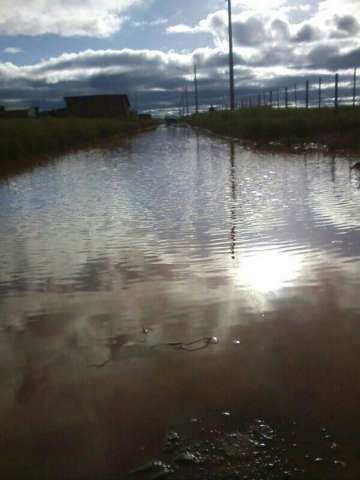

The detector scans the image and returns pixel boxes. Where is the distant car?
[165,116,177,126]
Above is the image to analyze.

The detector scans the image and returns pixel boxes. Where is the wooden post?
[258,94,261,107]
[277,88,280,108]
[263,92,267,106]
[334,73,339,113]
[305,80,309,109]
[194,64,199,114]
[353,67,357,109]
[227,0,235,110]
[294,83,297,108]
[270,90,273,108]
[185,86,189,115]
[285,87,288,109]
[249,96,252,108]
[179,91,184,117]
[318,77,322,109]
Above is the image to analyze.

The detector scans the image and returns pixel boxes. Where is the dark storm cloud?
[1,2,360,113]
[307,43,360,70]
[326,47,360,70]
[271,19,291,41]
[0,47,258,109]
[293,24,320,43]
[334,15,360,35]
[307,44,339,68]
[232,17,267,46]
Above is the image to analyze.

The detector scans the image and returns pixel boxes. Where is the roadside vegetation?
[188,106,360,151]
[0,116,159,178]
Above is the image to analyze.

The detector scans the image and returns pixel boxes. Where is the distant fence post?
[277,88,280,108]
[270,90,273,108]
[353,67,357,109]
[294,84,297,108]
[285,87,288,109]
[305,80,309,109]
[258,94,261,107]
[334,73,339,114]
[318,77,322,109]
[249,96,252,108]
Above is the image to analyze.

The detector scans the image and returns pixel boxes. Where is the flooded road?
[1,126,360,479]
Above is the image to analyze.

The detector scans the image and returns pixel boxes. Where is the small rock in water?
[334,460,347,468]
[130,461,169,475]
[222,411,231,417]
[175,451,202,465]
[208,336,219,345]
[164,431,181,453]
[142,327,152,335]
[166,431,180,442]
[233,339,241,345]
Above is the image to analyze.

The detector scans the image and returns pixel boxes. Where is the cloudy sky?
[0,0,359,111]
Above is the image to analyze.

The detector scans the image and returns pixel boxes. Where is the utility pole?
[179,91,184,117]
[334,73,339,114]
[194,64,199,114]
[184,86,189,116]
[305,80,309,109]
[227,0,235,110]
[353,67,357,109]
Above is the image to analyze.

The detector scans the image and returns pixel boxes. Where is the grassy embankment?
[188,106,360,152]
[0,116,160,177]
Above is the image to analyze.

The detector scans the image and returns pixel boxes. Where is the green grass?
[188,106,360,151]
[0,116,159,177]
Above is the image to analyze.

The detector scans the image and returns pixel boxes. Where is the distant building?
[0,106,38,119]
[64,95,130,118]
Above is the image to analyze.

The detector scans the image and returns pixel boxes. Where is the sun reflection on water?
[235,249,303,293]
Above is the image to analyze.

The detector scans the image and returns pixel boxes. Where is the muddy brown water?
[1,126,360,479]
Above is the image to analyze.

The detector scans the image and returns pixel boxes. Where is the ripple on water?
[0,128,360,302]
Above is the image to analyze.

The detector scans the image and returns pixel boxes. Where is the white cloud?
[0,0,141,37]
[166,1,360,68]
[0,1,360,109]
[167,24,200,34]
[233,0,287,13]
[4,47,22,54]
[133,18,168,28]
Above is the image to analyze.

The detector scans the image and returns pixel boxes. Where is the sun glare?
[235,249,302,293]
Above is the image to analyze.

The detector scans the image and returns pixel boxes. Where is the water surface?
[1,126,360,478]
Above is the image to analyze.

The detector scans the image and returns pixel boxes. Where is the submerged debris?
[222,411,231,417]
[166,336,219,352]
[129,418,351,480]
[175,450,203,465]
[129,460,173,478]
[164,432,181,453]
[142,327,153,335]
